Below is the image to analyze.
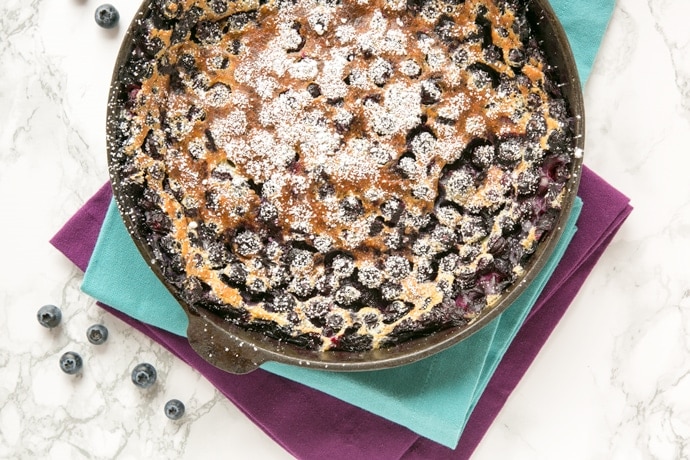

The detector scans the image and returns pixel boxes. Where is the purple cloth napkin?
[51,166,632,459]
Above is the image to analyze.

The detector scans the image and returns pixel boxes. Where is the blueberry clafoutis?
[108,0,577,352]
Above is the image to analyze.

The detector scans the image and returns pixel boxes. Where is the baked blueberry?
[269,292,297,312]
[384,255,411,281]
[369,58,393,86]
[339,196,364,222]
[420,80,442,104]
[357,265,383,288]
[434,15,456,43]
[222,262,248,287]
[508,48,525,66]
[208,0,228,14]
[194,20,223,45]
[284,23,305,52]
[234,230,261,256]
[324,251,350,274]
[307,83,321,98]
[380,281,403,301]
[323,313,345,337]
[382,300,412,323]
[497,137,524,165]
[470,143,495,170]
[400,59,421,78]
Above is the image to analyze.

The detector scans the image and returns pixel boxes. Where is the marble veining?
[1,0,689,458]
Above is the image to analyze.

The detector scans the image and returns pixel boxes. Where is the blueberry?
[420,79,442,105]
[95,4,119,29]
[208,0,228,14]
[164,399,185,420]
[194,20,223,45]
[60,351,83,375]
[334,285,361,306]
[339,196,364,222]
[86,324,109,345]
[382,300,412,324]
[508,48,525,66]
[37,304,62,329]
[384,255,411,281]
[131,363,157,388]
[307,83,321,98]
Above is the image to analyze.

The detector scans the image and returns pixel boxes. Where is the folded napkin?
[52,166,632,458]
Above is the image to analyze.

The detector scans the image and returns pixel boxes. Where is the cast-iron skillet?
[107,0,584,374]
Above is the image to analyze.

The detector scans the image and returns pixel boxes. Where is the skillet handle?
[186,313,265,375]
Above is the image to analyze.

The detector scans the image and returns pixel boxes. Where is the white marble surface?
[0,0,687,458]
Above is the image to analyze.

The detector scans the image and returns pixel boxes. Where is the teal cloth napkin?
[551,0,613,83]
[82,0,614,447]
[83,198,581,447]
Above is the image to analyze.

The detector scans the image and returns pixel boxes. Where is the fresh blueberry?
[37,304,62,329]
[60,351,83,375]
[131,363,157,388]
[164,399,185,420]
[86,324,109,345]
[95,4,119,29]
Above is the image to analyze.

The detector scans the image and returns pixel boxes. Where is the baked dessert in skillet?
[108,0,576,352]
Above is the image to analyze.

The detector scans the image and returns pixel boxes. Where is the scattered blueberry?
[164,399,185,420]
[131,363,157,388]
[60,351,83,375]
[37,304,62,329]
[86,324,109,345]
[95,4,119,29]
